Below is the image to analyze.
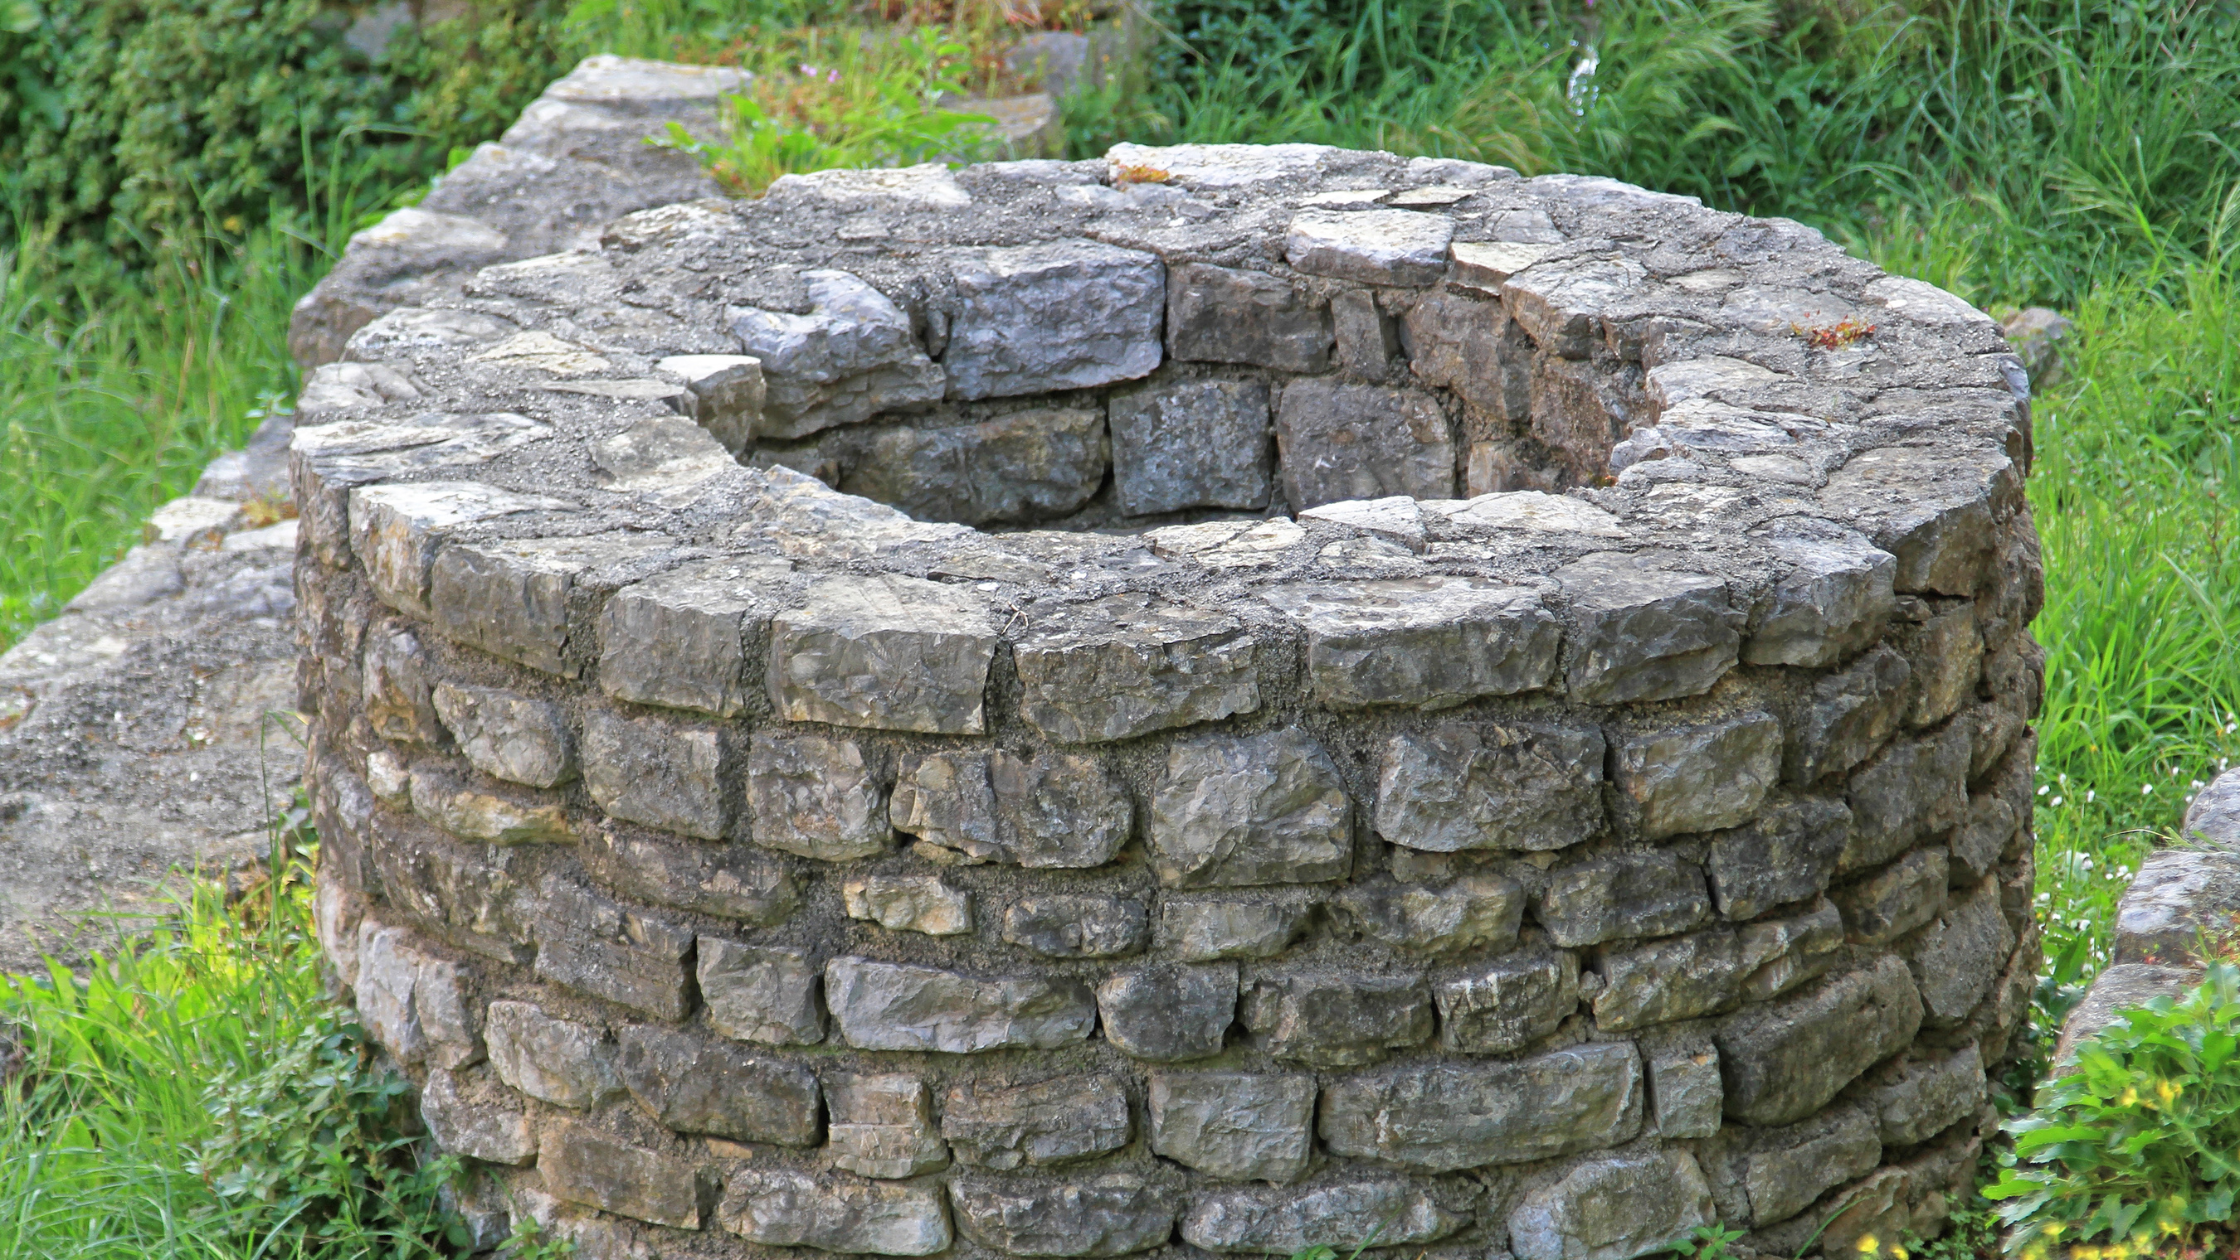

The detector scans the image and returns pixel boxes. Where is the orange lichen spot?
[1113,163,1171,185]
[1793,316,1877,350]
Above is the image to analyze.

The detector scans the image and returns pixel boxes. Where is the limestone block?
[731,269,945,440]
[1158,897,1316,962]
[355,925,483,1069]
[1433,947,1580,1054]
[1318,1042,1643,1171]
[1907,603,1983,727]
[699,939,826,1046]
[828,1072,949,1179]
[1842,724,1970,871]
[1785,644,1913,784]
[1107,377,1274,516]
[1373,720,1605,853]
[1743,525,1897,668]
[294,413,548,566]
[2113,848,2240,965]
[943,239,1165,399]
[1950,791,2018,884]
[844,874,973,936]
[297,360,424,414]
[1714,955,1924,1125]
[1596,903,1839,1031]
[1609,711,1782,841]
[1820,443,2019,596]
[532,879,697,1020]
[1502,256,1647,358]
[830,406,1110,525]
[1148,728,1352,888]
[1401,289,1531,417]
[747,731,892,861]
[1147,1072,1315,1183]
[583,708,730,840]
[588,826,799,924]
[1333,874,1525,953]
[429,531,674,676]
[1508,1151,1716,1260]
[1733,899,1846,1001]
[1330,288,1402,380]
[1183,1181,1465,1254]
[432,683,575,788]
[950,1175,1177,1258]
[2054,963,2200,1067]
[1275,379,1455,508]
[362,621,443,746]
[1448,239,1554,293]
[348,481,568,619]
[541,1122,709,1230]
[1555,553,1742,704]
[1906,881,2015,1027]
[1259,576,1560,710]
[1705,795,1851,919]
[656,353,765,455]
[1014,594,1259,743]
[1834,847,1949,945]
[1714,1106,1882,1228]
[768,574,998,734]
[420,1070,536,1165]
[598,557,793,718]
[1165,262,1331,373]
[404,766,565,851]
[1647,1045,1723,1139]
[1860,1046,1986,1146]
[720,1169,952,1255]
[768,162,971,208]
[369,818,537,961]
[617,1025,820,1145]
[1536,850,1711,948]
[1284,209,1455,286]
[1003,894,1147,958]
[892,749,1133,868]
[2185,768,2240,847]
[484,999,621,1108]
[943,1074,1130,1169]
[825,957,1096,1053]
[1241,971,1432,1068]
[1096,962,1239,1061]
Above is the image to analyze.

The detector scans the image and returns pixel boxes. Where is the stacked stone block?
[297,91,2044,1260]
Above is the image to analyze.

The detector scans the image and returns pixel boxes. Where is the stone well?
[298,136,2046,1260]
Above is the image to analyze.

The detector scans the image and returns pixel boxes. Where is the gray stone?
[1785,644,1912,784]
[1334,874,1525,953]
[1593,927,1753,1032]
[1508,1151,1716,1260]
[582,708,729,840]
[484,999,621,1108]
[1503,255,1647,359]
[1373,721,1605,853]
[598,557,792,718]
[1004,895,1147,958]
[942,1075,1130,1168]
[890,750,1002,860]
[541,1122,710,1230]
[657,353,765,454]
[1182,1181,1466,1254]
[368,818,538,961]
[1907,603,1983,727]
[825,957,1097,1053]
[1097,962,1239,1061]
[1842,724,1970,871]
[1834,847,1948,945]
[720,1168,952,1255]
[1860,1046,1985,1146]
[1014,594,1260,743]
[950,1174,1178,1257]
[1433,948,1580,1054]
[1819,443,2017,596]
[588,826,799,924]
[1733,899,1846,1001]
[1241,971,1432,1068]
[698,939,826,1046]
[1705,795,1851,919]
[768,574,998,734]
[731,269,945,440]
[407,764,573,845]
[363,621,443,745]
[1743,524,1898,668]
[425,532,672,677]
[1108,378,1274,515]
[1714,954,1923,1125]
[348,481,567,620]
[2052,963,2199,1067]
[1647,1045,1722,1139]
[844,874,972,935]
[531,879,697,1020]
[1950,792,2019,884]
[1610,712,1782,841]
[586,416,732,495]
[1318,1042,1643,1171]
[747,731,892,861]
[1285,209,1455,286]
[1260,577,1561,710]
[943,239,1165,399]
[2114,848,2240,966]
[1148,1072,1316,1183]
[432,683,576,788]
[1148,728,1352,889]
[1905,881,2015,1027]
[617,1025,820,1144]
[1158,897,1316,962]
[890,749,1134,868]
[1402,290,1530,418]
[1166,262,1331,373]
[1275,379,1456,508]
[354,924,483,1069]
[833,407,1110,525]
[1719,1107,1881,1227]
[827,1072,949,1179]
[1536,850,1711,948]
[1330,289,1402,380]
[2185,768,2240,848]
[1555,553,1742,705]
[420,1070,537,1165]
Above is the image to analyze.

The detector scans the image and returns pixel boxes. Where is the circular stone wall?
[297,142,2046,1260]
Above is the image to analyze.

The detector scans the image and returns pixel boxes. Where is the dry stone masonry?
[300,56,2047,1260]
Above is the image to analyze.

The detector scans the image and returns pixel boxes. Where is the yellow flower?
[2022,1246,2047,1260]
[2045,1223,2065,1239]
[1855,1237,1879,1256]
[1892,1248,1909,1260]
[2118,1086,2140,1107]
[2156,1078,2182,1105]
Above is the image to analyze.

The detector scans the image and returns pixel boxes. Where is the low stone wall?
[297,64,2046,1260]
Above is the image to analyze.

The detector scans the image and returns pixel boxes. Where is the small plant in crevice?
[1666,1221,1745,1259]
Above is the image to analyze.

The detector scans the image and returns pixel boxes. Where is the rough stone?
[484,999,621,1108]
[827,1072,950,1179]
[1609,712,1782,841]
[1842,724,1971,871]
[348,481,567,620]
[1148,1072,1316,1183]
[747,731,892,861]
[1715,955,1924,1125]
[1785,644,1913,784]
[1733,899,1846,1001]
[1859,1046,1985,1146]
[617,1025,821,1144]
[888,749,1133,868]
[1508,1151,1716,1260]
[1906,881,2016,1027]
[426,532,672,676]
[1158,897,1317,962]
[658,353,765,454]
[1259,576,1561,710]
[1537,850,1712,948]
[844,873,973,935]
[1555,553,1742,704]
[1834,847,1949,945]
[768,575,998,734]
[720,1168,952,1255]
[826,407,1110,526]
[1014,594,1259,743]
[942,1075,1130,1168]
[1647,1045,1723,1139]
[1003,894,1148,958]
[431,683,574,788]
[355,924,483,1069]
[1743,526,1898,667]
[1182,1181,1466,1254]
[1241,971,1433,1068]
[1373,721,1606,853]
[588,826,798,924]
[1318,1042,1643,1171]
[531,879,698,1020]
[408,764,572,845]
[1334,874,1525,953]
[1820,443,2017,597]
[942,238,1165,399]
[731,269,945,439]
[1148,728,1352,888]
[1907,604,1983,727]
[825,957,1097,1053]
[1285,209,1455,286]
[598,557,791,718]
[1275,379,1456,508]
[362,622,444,745]
[1097,962,1239,1061]
[2053,963,2199,1067]
[698,939,826,1046]
[1950,792,2019,884]
[540,1122,709,1230]
[1719,1107,1881,1228]
[582,708,729,840]
[2185,768,2240,848]
[1329,289,1402,380]
[949,1174,1178,1257]
[1705,795,1852,919]
[1108,377,1274,515]
[2113,848,2240,966]
[1433,947,1580,1054]
[1166,262,1331,373]
[1402,290,1530,417]
[420,1070,537,1165]
[1504,255,1647,358]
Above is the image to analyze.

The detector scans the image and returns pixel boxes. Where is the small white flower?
[2051,796,2064,807]
[2143,783,2155,795]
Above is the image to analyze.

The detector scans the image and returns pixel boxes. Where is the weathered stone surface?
[531,879,697,1020]
[825,957,1096,1053]
[1834,847,1948,945]
[1906,881,2016,1027]
[589,826,798,924]
[1004,894,1147,958]
[1318,1042,1643,1171]
[432,683,575,788]
[827,1072,949,1179]
[1705,795,1851,919]
[1734,899,1846,1001]
[1182,1181,1466,1254]
[598,557,792,717]
[1950,791,2018,884]
[943,1075,1130,1168]
[1503,255,1646,358]
[1242,971,1432,1068]
[1098,963,1239,1061]
[747,731,892,861]
[427,532,671,676]
[1743,525,1898,667]
[484,999,621,1108]
[1108,377,1274,515]
[582,708,729,840]
[363,621,444,745]
[1286,209,1455,286]
[658,353,765,454]
[368,818,538,960]
[1434,948,1579,1054]
[1715,955,1924,1125]
[768,575,998,734]
[1329,288,1402,380]
[1555,553,1742,704]
[731,269,945,440]
[1860,1046,1985,1146]
[1402,289,1530,417]
[1610,712,1782,841]
[943,239,1164,399]
[1647,1044,1723,1139]
[1260,577,1561,710]
[355,924,483,1069]
[1275,379,1455,508]
[617,1025,820,1144]
[824,407,1110,526]
[1149,728,1352,888]
[2185,768,2240,848]
[2053,963,2199,1067]
[1537,850,1711,948]
[1148,1072,1316,1183]
[844,874,972,935]
[1718,1107,1881,1228]
[420,1070,537,1165]
[348,481,567,619]
[950,1174,1178,1257]
[698,939,826,1046]
[1842,724,1970,871]
[1785,644,1912,784]
[1597,902,1841,1031]
[1508,1151,1716,1260]
[1820,443,2017,596]
[1334,874,1524,953]
[541,1122,709,1229]
[1166,262,1331,373]
[2113,848,2240,966]
[1907,603,1983,727]
[1374,721,1605,852]
[720,1168,952,1255]
[408,764,572,845]
[1158,897,1316,962]
[1014,594,1259,742]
